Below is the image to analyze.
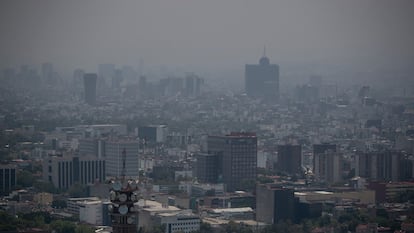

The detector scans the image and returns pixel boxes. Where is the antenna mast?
[121,148,126,182]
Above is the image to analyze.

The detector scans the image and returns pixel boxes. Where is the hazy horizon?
[1,0,413,75]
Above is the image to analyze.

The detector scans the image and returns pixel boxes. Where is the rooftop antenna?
[121,148,126,182]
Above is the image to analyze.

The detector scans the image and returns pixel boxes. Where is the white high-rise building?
[105,140,140,179]
[79,200,103,225]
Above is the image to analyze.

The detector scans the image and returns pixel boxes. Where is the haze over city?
[1,1,414,233]
[1,0,413,73]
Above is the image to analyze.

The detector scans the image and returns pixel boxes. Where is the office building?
[67,197,101,216]
[356,151,409,182]
[313,144,342,184]
[157,211,200,233]
[276,144,302,175]
[256,184,295,224]
[367,181,414,203]
[208,132,257,192]
[313,144,337,155]
[83,73,97,105]
[0,165,17,195]
[73,69,85,90]
[41,62,54,85]
[79,137,140,179]
[98,64,115,87]
[245,50,279,100]
[43,155,106,190]
[185,73,203,97]
[137,125,168,143]
[104,140,140,178]
[195,153,220,183]
[139,76,147,94]
[79,200,103,225]
[79,138,105,158]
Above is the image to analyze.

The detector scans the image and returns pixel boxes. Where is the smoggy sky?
[0,0,413,72]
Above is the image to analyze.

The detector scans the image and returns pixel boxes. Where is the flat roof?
[210,207,253,214]
[136,200,180,212]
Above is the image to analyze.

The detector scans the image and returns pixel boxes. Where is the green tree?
[17,170,35,187]
[198,222,213,233]
[52,199,67,209]
[75,224,95,233]
[0,211,18,231]
[50,220,76,233]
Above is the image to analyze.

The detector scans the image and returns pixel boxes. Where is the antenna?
[121,148,126,182]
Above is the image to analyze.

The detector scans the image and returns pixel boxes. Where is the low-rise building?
[79,200,103,225]
[156,211,200,233]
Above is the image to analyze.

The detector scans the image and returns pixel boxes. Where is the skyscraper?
[207,132,257,192]
[356,150,406,182]
[256,184,295,224]
[195,153,220,183]
[185,73,203,97]
[313,144,343,184]
[98,64,115,88]
[277,144,302,175]
[83,73,97,105]
[73,69,85,90]
[245,49,279,100]
[104,140,140,179]
[0,165,17,195]
[41,62,54,85]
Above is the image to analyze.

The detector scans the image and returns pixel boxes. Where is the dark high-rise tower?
[277,145,302,175]
[83,73,97,105]
[245,48,279,100]
[256,184,295,224]
[195,153,220,183]
[207,132,257,192]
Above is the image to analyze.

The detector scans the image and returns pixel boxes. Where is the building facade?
[137,125,168,143]
[195,153,220,183]
[277,144,302,175]
[83,73,97,105]
[157,211,200,233]
[79,138,140,179]
[245,54,279,100]
[43,155,106,190]
[207,132,257,192]
[313,144,342,184]
[79,200,103,225]
[356,150,410,182]
[104,140,140,178]
[0,165,17,195]
[256,184,295,224]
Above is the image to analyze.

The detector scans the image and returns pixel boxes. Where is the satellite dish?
[131,193,138,202]
[127,216,135,224]
[118,193,127,202]
[118,205,128,215]
[113,181,122,191]
[108,204,113,212]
